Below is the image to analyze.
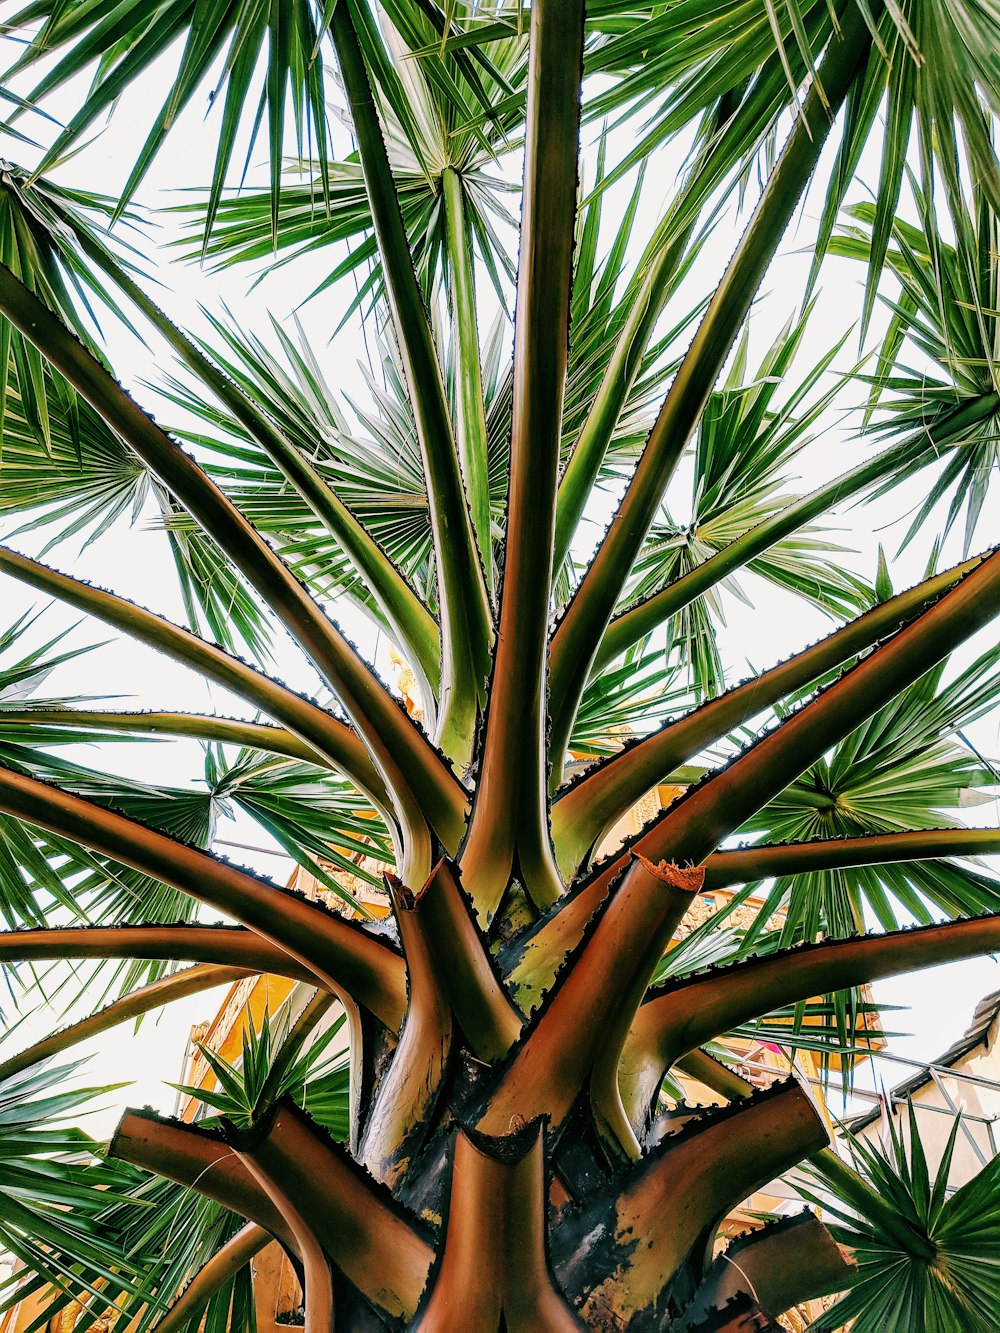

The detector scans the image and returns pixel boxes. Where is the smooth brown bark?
[480,856,702,1151]
[683,1211,855,1326]
[415,1122,580,1332]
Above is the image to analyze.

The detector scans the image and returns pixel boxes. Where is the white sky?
[0,23,998,1141]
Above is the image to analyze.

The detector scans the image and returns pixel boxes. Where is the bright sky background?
[0,23,998,1142]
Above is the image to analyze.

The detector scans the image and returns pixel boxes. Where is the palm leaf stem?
[704,828,1000,888]
[552,555,982,872]
[0,764,407,1028]
[499,870,614,1011]
[0,963,253,1082]
[110,1109,298,1253]
[330,1,492,767]
[683,1211,855,1325]
[0,708,347,768]
[0,265,465,862]
[0,924,322,981]
[570,1079,828,1322]
[458,0,584,920]
[552,92,735,572]
[622,913,1000,1138]
[220,1103,433,1323]
[675,1048,755,1101]
[357,872,455,1186]
[547,1,875,769]
[441,166,493,583]
[397,859,521,1062]
[234,1140,335,1333]
[67,237,443,695]
[598,390,1000,670]
[479,856,699,1152]
[0,545,391,809]
[648,544,1000,865]
[417,1121,579,1330]
[553,227,693,574]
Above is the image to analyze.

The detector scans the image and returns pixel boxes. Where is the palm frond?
[0,1062,143,1318]
[834,184,1000,554]
[737,642,1000,943]
[171,2,523,307]
[808,1105,1000,1332]
[205,744,392,901]
[5,0,337,241]
[174,1004,351,1140]
[625,318,871,696]
[0,163,132,451]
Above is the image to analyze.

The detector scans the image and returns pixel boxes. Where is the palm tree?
[1,0,1000,1327]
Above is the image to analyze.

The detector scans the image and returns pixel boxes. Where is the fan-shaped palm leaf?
[625,319,871,695]
[834,184,1000,553]
[808,1105,1000,1333]
[173,3,525,306]
[174,1004,351,1139]
[738,642,1000,943]
[4,0,339,242]
[0,164,129,450]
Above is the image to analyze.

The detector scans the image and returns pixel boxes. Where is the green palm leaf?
[174,1004,351,1139]
[0,1062,143,1318]
[0,345,274,659]
[5,0,336,241]
[625,318,871,696]
[583,0,1000,306]
[156,315,437,617]
[10,1169,258,1333]
[809,1105,1000,1332]
[833,184,1000,554]
[737,642,1000,943]
[0,164,130,451]
[172,3,524,305]
[205,743,392,902]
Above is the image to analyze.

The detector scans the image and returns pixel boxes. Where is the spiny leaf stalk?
[1,0,1000,1329]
